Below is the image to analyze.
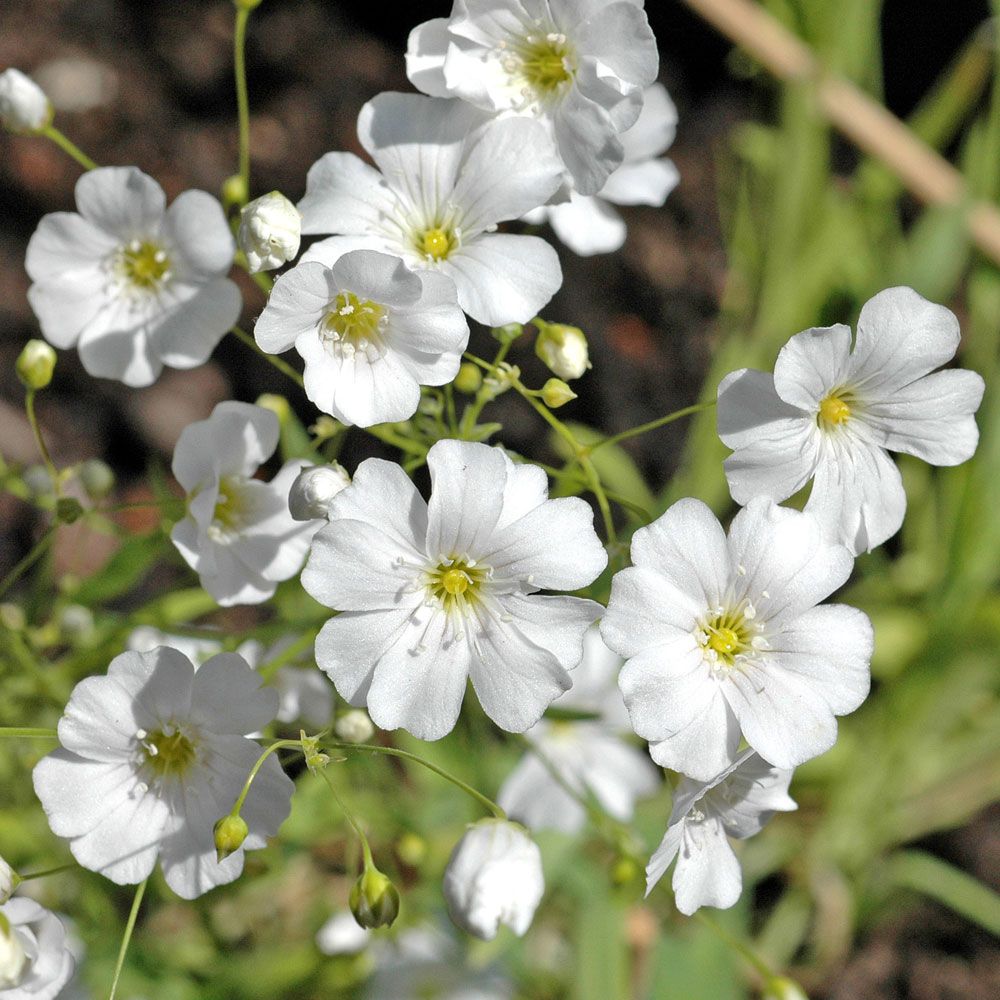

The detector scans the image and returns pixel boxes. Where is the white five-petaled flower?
[601,497,874,781]
[498,626,660,833]
[645,750,796,915]
[32,646,294,900]
[443,819,544,940]
[0,68,52,133]
[523,83,679,256]
[0,898,75,1000]
[302,439,608,740]
[25,167,241,387]
[255,250,469,426]
[170,402,322,606]
[238,190,302,273]
[297,92,564,327]
[717,286,986,554]
[406,0,659,196]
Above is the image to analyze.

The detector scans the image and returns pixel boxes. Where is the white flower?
[0,69,51,132]
[128,625,226,666]
[0,897,75,999]
[32,646,294,900]
[523,83,680,255]
[288,462,351,520]
[255,250,469,426]
[25,167,241,387]
[498,626,659,833]
[315,910,371,956]
[645,750,796,915]
[0,858,14,905]
[601,497,874,781]
[302,439,607,739]
[717,286,986,554]
[297,93,564,327]
[238,191,302,273]
[443,819,544,940]
[271,665,334,731]
[170,402,322,606]
[406,1,659,196]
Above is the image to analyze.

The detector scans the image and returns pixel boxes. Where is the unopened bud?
[0,855,19,904]
[611,856,639,886]
[349,867,400,929]
[214,814,249,862]
[0,604,26,631]
[396,832,427,868]
[0,69,52,133]
[540,378,577,409]
[22,465,54,498]
[334,709,374,744]
[77,459,115,500]
[221,173,249,210]
[55,497,83,524]
[16,340,56,390]
[492,322,523,344]
[763,978,808,1000]
[454,362,482,395]
[255,393,290,421]
[58,604,94,643]
[288,463,350,521]
[238,191,302,273]
[535,322,591,380]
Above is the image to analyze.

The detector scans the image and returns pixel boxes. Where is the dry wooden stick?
[681,0,1000,264]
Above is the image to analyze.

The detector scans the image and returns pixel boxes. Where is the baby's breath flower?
[0,68,52,133]
[0,898,75,999]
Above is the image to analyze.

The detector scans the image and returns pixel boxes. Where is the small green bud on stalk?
[349,866,400,930]
[16,340,56,390]
[221,173,249,209]
[535,321,591,380]
[610,856,639,886]
[77,459,115,501]
[256,393,291,421]
[492,322,523,344]
[540,378,577,409]
[763,977,809,1000]
[396,832,427,868]
[454,362,483,395]
[0,855,20,904]
[22,465,54,499]
[214,814,249,862]
[55,498,84,524]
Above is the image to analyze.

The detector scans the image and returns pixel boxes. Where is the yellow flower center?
[426,558,488,612]
[818,392,852,428]
[698,603,764,669]
[419,227,456,261]
[322,292,387,346]
[517,33,575,94]
[119,240,171,290]
[143,728,196,777]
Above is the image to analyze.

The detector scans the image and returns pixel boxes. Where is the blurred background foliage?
[0,0,998,997]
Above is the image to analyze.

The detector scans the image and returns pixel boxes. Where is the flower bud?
[442,818,544,940]
[221,173,249,210]
[349,867,400,929]
[255,393,290,421]
[0,911,28,986]
[334,709,374,744]
[763,978,809,1000]
[238,191,302,273]
[535,322,591,380]
[492,322,523,344]
[58,604,94,643]
[22,465,54,499]
[214,814,249,862]
[288,463,351,521]
[454,362,482,395]
[540,378,577,409]
[0,856,19,905]
[77,459,115,501]
[55,498,84,524]
[15,340,56,390]
[0,69,52,133]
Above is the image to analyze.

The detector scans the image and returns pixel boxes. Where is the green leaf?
[69,532,166,605]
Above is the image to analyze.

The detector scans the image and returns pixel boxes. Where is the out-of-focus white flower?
[524,83,679,255]
[406,1,658,196]
[170,402,322,606]
[238,191,302,273]
[717,286,986,554]
[302,439,607,740]
[0,897,75,999]
[0,69,52,132]
[316,910,371,956]
[443,819,544,940]
[646,750,796,914]
[601,497,873,780]
[0,857,16,905]
[127,625,225,666]
[534,322,590,380]
[256,250,468,427]
[32,646,293,900]
[498,626,659,833]
[298,93,564,327]
[334,709,375,743]
[288,462,351,520]
[25,167,241,387]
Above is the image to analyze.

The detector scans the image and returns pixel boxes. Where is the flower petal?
[772,324,853,411]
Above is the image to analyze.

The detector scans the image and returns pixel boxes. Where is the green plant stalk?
[107,877,147,1000]
[590,400,717,453]
[40,124,98,171]
[233,5,252,201]
[230,738,303,817]
[230,325,304,388]
[18,862,77,882]
[0,727,57,739]
[319,769,374,868]
[0,526,57,601]
[458,337,513,435]
[695,911,776,983]
[257,631,316,682]
[25,390,60,495]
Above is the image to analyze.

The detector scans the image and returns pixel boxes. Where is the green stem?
[363,424,426,457]
[40,125,98,171]
[325,741,505,819]
[319,769,374,867]
[229,325,304,388]
[695,911,776,982]
[458,338,513,435]
[231,739,302,817]
[0,727,57,739]
[233,5,252,201]
[0,526,57,600]
[591,400,717,452]
[107,878,147,1000]
[25,390,60,494]
[19,862,77,882]
[257,631,315,682]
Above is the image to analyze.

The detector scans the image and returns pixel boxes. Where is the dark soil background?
[0,2,996,996]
